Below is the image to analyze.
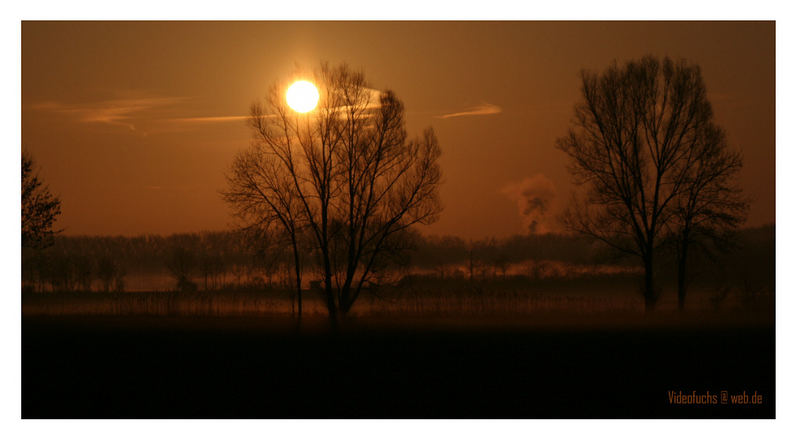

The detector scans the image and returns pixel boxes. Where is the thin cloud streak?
[167,115,251,124]
[436,102,502,119]
[31,97,188,131]
[173,87,384,124]
[31,87,395,130]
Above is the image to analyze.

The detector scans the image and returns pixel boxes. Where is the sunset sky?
[21,21,775,239]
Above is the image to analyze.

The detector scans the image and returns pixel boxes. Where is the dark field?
[22,312,774,418]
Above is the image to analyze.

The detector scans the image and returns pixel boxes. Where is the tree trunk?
[338,267,356,316]
[320,207,337,324]
[322,250,338,323]
[324,280,337,321]
[340,285,351,316]
[291,233,302,318]
[643,252,656,312]
[677,236,689,312]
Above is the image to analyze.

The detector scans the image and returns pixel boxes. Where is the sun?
[286,80,319,113]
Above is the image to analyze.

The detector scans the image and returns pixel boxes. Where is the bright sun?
[286,80,319,113]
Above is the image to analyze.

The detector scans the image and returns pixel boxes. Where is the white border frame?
[4,2,797,441]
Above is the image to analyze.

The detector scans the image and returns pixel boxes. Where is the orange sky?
[21,21,775,239]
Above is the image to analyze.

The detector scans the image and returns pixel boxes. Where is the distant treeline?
[21,225,774,295]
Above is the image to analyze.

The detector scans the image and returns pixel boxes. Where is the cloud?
[167,115,251,124]
[30,86,393,131]
[170,87,385,124]
[327,87,385,116]
[501,174,558,234]
[32,96,187,131]
[436,102,502,119]
[31,95,252,131]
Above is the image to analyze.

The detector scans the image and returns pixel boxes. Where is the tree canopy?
[22,151,62,249]
[557,55,746,310]
[224,63,443,319]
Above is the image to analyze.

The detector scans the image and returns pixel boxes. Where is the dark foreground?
[22,314,774,418]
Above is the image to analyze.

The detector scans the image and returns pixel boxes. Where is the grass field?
[21,270,771,318]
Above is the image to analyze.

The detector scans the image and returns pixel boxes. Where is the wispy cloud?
[30,86,394,131]
[436,102,502,119]
[167,115,251,124]
[163,87,384,124]
[32,97,187,131]
[327,87,384,115]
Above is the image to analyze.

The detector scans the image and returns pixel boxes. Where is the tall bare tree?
[22,151,62,249]
[557,55,726,311]
[225,63,443,320]
[670,124,748,310]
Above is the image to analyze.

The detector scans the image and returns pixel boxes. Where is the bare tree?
[225,144,307,316]
[557,55,723,311]
[225,62,443,321]
[22,151,62,249]
[670,124,748,310]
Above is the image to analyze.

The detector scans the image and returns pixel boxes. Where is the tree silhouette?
[225,62,443,321]
[557,55,733,311]
[225,144,307,316]
[670,124,748,310]
[22,151,62,249]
